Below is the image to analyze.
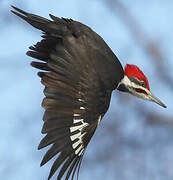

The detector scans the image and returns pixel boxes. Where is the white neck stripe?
[118,75,148,91]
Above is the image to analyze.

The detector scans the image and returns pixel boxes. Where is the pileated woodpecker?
[11,6,166,180]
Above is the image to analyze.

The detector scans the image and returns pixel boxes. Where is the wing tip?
[11,5,28,21]
[38,141,44,150]
[11,5,28,15]
[40,159,46,167]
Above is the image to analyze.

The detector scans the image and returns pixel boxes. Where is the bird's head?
[117,64,166,108]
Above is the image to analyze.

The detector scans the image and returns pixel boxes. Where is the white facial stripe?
[119,75,132,87]
[70,114,89,156]
[119,75,140,88]
[131,82,144,90]
[119,75,149,93]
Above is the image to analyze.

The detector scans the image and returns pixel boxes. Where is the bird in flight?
[11,6,166,180]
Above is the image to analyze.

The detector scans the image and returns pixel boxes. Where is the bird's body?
[11,6,166,180]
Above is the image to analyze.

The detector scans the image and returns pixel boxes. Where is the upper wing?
[11,6,121,180]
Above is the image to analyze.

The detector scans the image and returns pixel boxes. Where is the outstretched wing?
[11,6,123,180]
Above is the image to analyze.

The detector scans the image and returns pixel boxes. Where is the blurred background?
[1,0,173,179]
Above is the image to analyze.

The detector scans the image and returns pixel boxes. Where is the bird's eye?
[141,81,146,87]
[135,88,147,95]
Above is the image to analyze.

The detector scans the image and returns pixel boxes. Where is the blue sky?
[1,0,173,180]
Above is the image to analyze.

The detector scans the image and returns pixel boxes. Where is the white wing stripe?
[70,114,89,155]
[72,141,80,149]
[78,149,84,156]
[74,113,80,117]
[70,132,81,141]
[75,144,83,155]
[70,119,88,132]
[97,115,102,125]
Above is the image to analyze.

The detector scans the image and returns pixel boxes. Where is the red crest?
[124,64,150,90]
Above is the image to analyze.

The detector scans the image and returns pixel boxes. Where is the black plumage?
[11,6,124,180]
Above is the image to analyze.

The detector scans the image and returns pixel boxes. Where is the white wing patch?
[70,113,89,156]
[97,115,102,126]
